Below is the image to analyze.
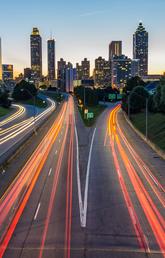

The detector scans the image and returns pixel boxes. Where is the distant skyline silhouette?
[0,0,165,76]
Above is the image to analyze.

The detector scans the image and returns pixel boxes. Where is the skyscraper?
[48,38,55,81]
[133,22,148,76]
[30,28,42,81]
[24,68,32,80]
[109,41,122,60]
[65,67,77,93]
[57,58,66,91]
[0,38,2,81]
[76,63,83,80]
[94,56,111,87]
[2,64,13,81]
[111,55,132,88]
[81,58,90,79]
[131,59,140,77]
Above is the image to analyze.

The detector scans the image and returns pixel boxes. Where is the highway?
[0,97,55,164]
[0,96,164,258]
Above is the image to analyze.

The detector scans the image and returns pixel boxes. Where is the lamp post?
[145,98,149,140]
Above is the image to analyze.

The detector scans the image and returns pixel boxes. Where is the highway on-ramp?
[0,97,56,164]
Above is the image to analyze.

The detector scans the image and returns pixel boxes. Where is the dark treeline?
[122,76,165,114]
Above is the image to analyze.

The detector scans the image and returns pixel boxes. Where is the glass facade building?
[133,23,148,76]
[94,56,111,87]
[48,39,55,81]
[109,41,122,61]
[111,55,132,88]
[30,28,42,81]
[81,58,90,80]
[0,38,2,81]
[2,64,13,81]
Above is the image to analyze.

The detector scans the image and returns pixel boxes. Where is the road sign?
[87,112,94,119]
[108,94,116,100]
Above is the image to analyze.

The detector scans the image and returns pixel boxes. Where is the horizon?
[0,0,165,77]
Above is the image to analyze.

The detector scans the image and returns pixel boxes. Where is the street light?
[20,88,37,135]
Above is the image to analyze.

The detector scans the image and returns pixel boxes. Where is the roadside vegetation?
[0,87,11,118]
[0,106,12,118]
[122,76,165,151]
[12,80,47,108]
[78,104,106,127]
[42,91,64,102]
[74,86,107,127]
[20,97,47,108]
[131,112,165,151]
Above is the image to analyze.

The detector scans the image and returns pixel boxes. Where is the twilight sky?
[0,0,165,77]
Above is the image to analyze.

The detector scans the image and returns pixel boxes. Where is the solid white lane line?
[34,203,41,220]
[75,124,84,226]
[82,128,96,228]
[48,168,52,176]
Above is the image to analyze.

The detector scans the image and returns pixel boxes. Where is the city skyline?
[0,0,165,77]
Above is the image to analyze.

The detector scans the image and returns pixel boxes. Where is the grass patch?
[21,97,47,108]
[78,105,106,127]
[0,106,12,118]
[131,112,165,151]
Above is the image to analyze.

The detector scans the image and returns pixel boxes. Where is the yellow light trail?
[0,104,25,127]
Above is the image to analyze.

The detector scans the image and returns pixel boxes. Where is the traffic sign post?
[108,94,116,101]
[87,112,94,119]
[84,108,88,119]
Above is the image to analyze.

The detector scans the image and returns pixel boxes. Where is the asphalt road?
[0,97,55,164]
[0,97,164,258]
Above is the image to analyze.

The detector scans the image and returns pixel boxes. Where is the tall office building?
[111,55,132,88]
[2,64,13,81]
[65,68,77,93]
[57,58,66,91]
[109,41,122,60]
[94,56,111,87]
[0,38,2,81]
[76,63,83,80]
[24,68,32,80]
[131,59,140,77]
[30,28,42,80]
[47,39,55,80]
[133,22,148,76]
[81,58,90,79]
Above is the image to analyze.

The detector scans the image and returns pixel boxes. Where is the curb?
[123,111,165,160]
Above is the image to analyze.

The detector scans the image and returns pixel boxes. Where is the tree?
[124,76,146,93]
[148,94,155,112]
[74,86,98,106]
[121,93,128,112]
[153,84,161,112]
[0,90,11,108]
[160,83,165,113]
[129,86,149,113]
[12,80,37,101]
[85,88,98,106]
